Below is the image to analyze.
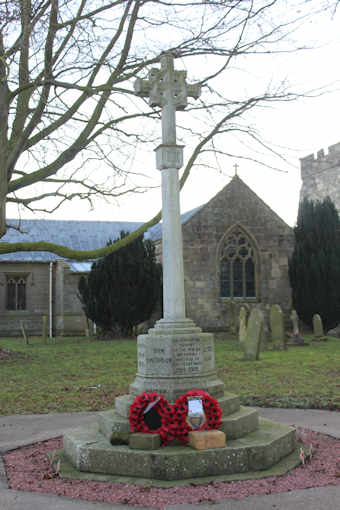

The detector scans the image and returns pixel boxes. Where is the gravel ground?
[3,430,340,509]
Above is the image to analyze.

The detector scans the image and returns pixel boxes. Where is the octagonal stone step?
[104,392,243,444]
[63,417,296,481]
[220,406,259,439]
[98,410,130,444]
[99,401,253,445]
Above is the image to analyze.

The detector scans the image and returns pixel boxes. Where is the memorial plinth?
[62,53,297,483]
[130,320,224,401]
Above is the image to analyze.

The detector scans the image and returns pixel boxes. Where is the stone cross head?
[134,53,201,110]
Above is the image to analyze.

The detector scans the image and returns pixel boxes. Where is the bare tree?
[0,0,331,257]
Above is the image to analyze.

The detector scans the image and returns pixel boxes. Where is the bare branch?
[0,0,333,248]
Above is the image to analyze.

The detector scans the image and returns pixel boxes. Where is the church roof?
[0,206,201,263]
[0,176,291,264]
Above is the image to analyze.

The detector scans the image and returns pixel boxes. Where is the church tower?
[300,141,340,209]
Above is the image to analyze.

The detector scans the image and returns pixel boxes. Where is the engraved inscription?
[173,339,202,375]
[137,336,215,376]
[138,341,172,375]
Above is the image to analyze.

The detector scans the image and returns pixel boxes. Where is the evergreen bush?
[78,231,162,337]
[289,197,340,330]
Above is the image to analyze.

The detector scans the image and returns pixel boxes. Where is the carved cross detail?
[134,52,201,111]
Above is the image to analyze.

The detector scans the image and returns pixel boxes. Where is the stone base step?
[220,406,258,439]
[98,410,130,444]
[101,393,243,444]
[63,417,296,481]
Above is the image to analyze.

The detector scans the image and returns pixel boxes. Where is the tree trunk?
[0,171,6,238]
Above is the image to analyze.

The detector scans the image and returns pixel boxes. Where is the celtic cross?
[134,53,201,321]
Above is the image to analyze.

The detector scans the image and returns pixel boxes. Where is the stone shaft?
[161,167,186,320]
[158,54,190,321]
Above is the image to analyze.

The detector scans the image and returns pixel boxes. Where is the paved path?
[1,408,340,510]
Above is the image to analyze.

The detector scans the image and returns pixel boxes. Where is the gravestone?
[238,306,247,351]
[290,309,299,337]
[288,309,306,346]
[313,313,327,341]
[243,308,264,360]
[270,304,285,350]
[260,319,270,352]
[227,300,237,334]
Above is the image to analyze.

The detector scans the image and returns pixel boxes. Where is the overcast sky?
[7,5,340,228]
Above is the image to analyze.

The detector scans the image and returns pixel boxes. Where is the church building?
[0,176,294,336]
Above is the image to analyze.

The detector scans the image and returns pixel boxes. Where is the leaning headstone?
[239,307,247,351]
[290,310,299,337]
[243,308,264,360]
[313,314,327,341]
[227,300,237,334]
[288,309,306,346]
[270,305,285,350]
[260,321,270,351]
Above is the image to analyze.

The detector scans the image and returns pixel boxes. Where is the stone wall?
[0,261,87,337]
[0,262,50,336]
[300,141,340,208]
[181,176,294,331]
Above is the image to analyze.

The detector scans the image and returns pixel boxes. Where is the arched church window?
[220,229,256,298]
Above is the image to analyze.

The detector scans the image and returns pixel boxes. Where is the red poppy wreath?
[129,392,177,445]
[129,390,222,446]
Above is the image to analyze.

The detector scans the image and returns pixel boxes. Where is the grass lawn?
[1,334,340,415]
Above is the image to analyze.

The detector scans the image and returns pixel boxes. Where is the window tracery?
[220,229,256,298]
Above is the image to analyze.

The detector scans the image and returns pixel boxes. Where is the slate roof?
[0,206,201,263]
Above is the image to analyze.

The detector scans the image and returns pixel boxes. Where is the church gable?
[182,176,291,241]
[181,176,293,331]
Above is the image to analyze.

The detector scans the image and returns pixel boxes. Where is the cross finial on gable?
[233,163,239,176]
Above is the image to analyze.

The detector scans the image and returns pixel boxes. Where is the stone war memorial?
[62,54,298,484]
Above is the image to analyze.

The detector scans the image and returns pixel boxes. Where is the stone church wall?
[0,261,87,337]
[0,262,50,336]
[300,141,340,208]
[181,177,294,331]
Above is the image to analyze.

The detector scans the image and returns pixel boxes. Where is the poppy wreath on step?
[175,390,223,444]
[129,392,176,445]
[129,390,222,446]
